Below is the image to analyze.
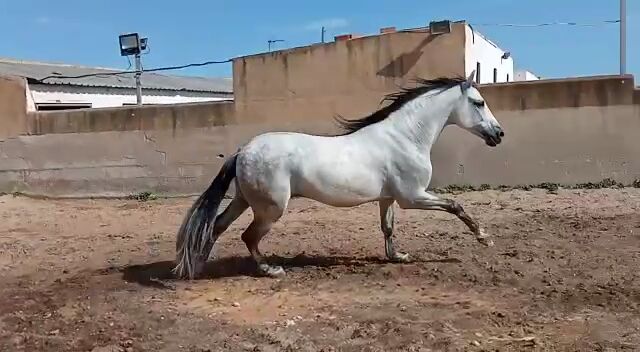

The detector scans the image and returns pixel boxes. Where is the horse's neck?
[380,87,459,151]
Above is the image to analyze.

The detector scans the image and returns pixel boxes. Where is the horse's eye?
[472,101,485,107]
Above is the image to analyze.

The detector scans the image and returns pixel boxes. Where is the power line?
[144,59,231,72]
[473,19,620,27]
[38,58,232,82]
[399,18,620,33]
[37,17,621,82]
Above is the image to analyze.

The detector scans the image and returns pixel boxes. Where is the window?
[506,74,510,82]
[36,103,92,111]
[475,62,481,83]
[493,68,498,83]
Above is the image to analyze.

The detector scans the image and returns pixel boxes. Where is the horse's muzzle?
[485,128,504,147]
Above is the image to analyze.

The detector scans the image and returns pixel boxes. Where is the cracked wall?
[0,121,335,197]
[1,104,639,198]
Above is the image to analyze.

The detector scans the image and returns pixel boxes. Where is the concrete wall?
[0,121,334,197]
[2,101,637,197]
[432,104,640,186]
[0,75,30,139]
[0,72,639,197]
[479,75,635,111]
[232,22,467,124]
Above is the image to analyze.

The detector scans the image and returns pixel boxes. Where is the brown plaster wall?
[232,23,467,124]
[0,75,29,139]
[2,102,638,197]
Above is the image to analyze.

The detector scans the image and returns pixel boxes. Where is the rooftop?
[0,58,233,94]
[236,20,473,60]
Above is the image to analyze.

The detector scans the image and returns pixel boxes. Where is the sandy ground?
[0,188,639,351]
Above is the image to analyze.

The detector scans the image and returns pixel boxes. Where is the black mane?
[334,76,467,134]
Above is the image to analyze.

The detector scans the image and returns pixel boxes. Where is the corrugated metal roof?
[0,58,233,94]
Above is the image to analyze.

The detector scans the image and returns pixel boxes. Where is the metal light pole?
[119,33,148,106]
[134,53,143,105]
[620,0,627,75]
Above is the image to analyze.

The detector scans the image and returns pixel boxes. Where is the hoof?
[258,264,286,277]
[389,252,411,263]
[476,229,494,247]
[478,237,494,247]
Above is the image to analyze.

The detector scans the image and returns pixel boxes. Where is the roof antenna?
[268,39,285,52]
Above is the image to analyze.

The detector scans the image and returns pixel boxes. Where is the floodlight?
[119,33,141,56]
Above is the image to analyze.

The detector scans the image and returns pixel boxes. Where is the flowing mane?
[334,76,468,134]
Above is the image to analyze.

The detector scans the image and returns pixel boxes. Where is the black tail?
[173,153,238,279]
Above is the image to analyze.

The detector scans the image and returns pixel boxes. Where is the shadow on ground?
[120,254,462,289]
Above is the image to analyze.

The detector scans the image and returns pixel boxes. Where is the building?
[232,20,521,123]
[514,69,540,81]
[465,27,514,84]
[0,58,233,111]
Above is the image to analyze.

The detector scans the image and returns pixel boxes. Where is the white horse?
[174,71,504,279]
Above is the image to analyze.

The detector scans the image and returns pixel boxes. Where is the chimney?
[380,27,396,34]
[334,34,353,41]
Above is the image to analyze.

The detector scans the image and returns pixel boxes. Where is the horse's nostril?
[499,131,505,137]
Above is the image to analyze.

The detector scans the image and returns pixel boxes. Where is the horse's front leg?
[379,200,410,263]
[396,191,493,247]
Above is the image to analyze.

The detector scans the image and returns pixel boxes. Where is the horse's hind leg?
[241,202,287,277]
[379,200,410,263]
[242,218,285,277]
[209,195,248,253]
[212,196,249,239]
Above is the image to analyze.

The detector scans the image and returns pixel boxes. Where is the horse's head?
[449,71,504,147]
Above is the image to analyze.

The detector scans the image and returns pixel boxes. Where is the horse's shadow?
[121,254,378,289]
[121,254,462,289]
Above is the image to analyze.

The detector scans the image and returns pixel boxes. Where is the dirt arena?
[1,188,639,351]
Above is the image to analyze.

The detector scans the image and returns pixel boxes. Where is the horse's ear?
[461,70,475,91]
[467,70,476,84]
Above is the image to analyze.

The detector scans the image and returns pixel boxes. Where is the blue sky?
[1,0,638,80]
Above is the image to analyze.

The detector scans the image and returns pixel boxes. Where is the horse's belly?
[297,188,381,207]
[293,168,385,207]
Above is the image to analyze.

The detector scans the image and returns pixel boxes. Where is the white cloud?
[303,18,349,31]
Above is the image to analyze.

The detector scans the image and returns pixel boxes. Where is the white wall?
[514,70,540,81]
[27,84,232,111]
[25,84,36,111]
[464,25,514,84]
